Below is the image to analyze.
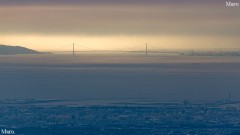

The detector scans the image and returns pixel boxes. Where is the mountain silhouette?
[0,44,41,55]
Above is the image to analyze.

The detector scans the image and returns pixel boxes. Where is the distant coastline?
[0,44,47,55]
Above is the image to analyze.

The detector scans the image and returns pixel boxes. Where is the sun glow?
[0,34,239,52]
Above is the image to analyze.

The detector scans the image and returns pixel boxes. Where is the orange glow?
[0,34,239,52]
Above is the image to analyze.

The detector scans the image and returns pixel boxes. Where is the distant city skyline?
[0,0,239,51]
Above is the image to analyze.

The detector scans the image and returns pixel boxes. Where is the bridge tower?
[73,42,75,56]
[146,43,148,55]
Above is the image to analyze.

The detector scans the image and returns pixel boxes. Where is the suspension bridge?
[49,43,179,55]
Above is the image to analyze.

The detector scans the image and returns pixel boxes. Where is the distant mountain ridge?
[0,44,40,55]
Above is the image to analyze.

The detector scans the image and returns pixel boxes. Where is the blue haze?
[0,54,240,101]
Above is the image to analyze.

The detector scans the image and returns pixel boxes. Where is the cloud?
[0,0,228,6]
[0,3,239,36]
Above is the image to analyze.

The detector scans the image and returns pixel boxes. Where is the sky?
[0,0,239,51]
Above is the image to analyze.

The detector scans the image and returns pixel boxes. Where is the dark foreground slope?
[0,45,40,55]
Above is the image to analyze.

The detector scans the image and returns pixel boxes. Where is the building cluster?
[0,100,240,135]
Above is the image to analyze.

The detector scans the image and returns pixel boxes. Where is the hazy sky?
[0,0,239,51]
